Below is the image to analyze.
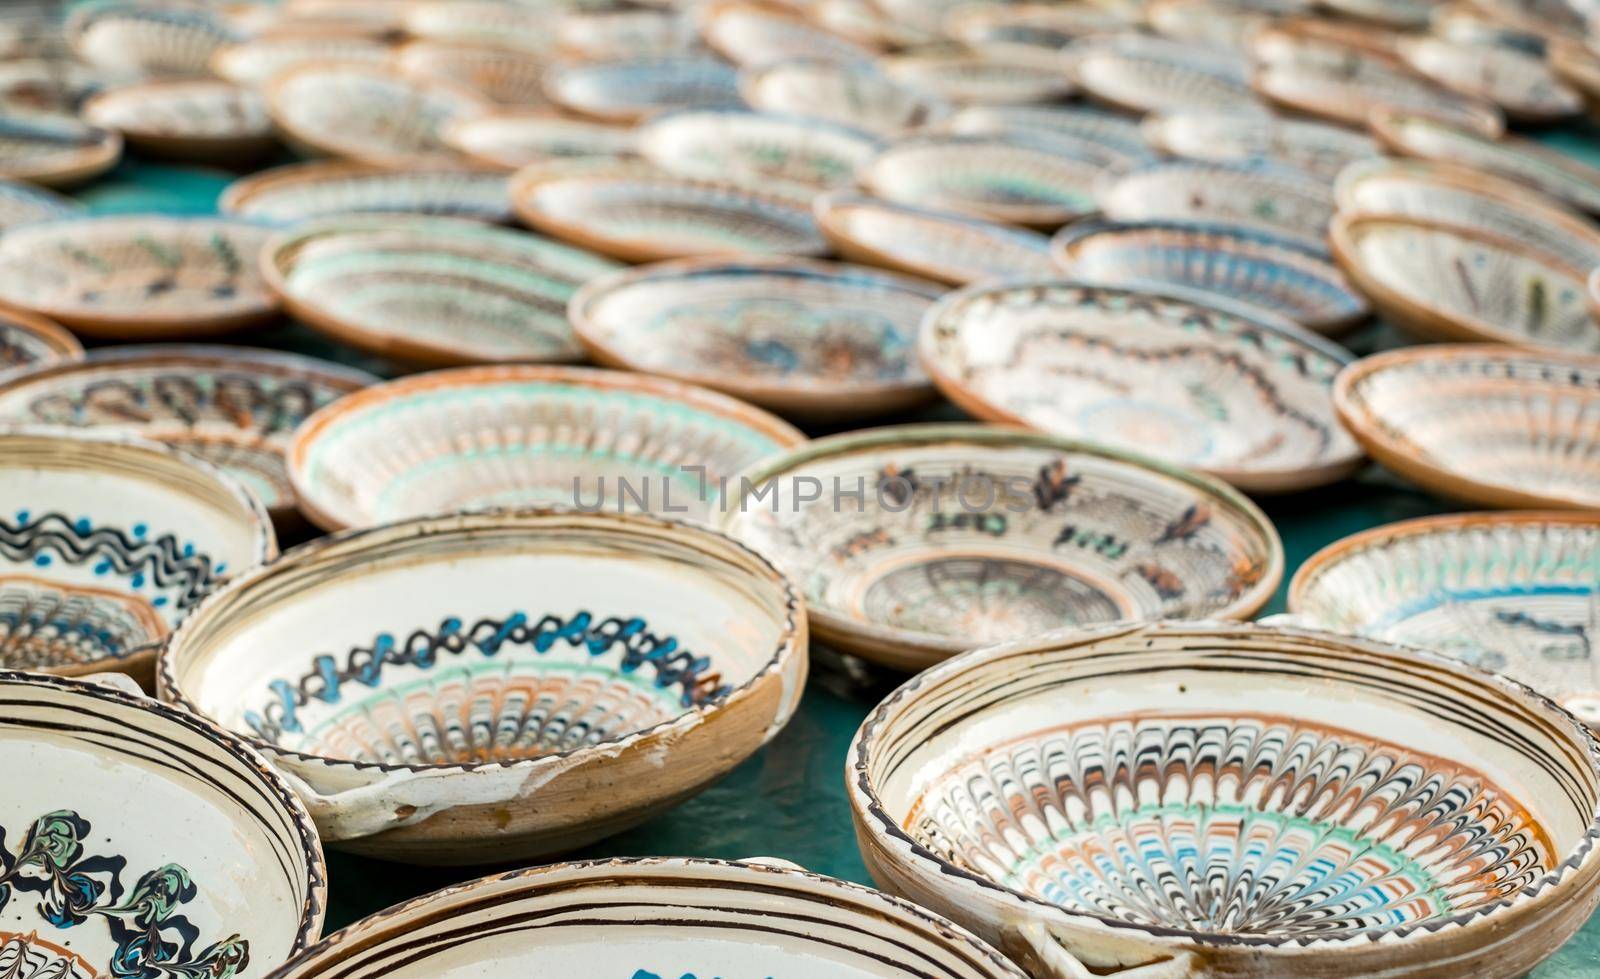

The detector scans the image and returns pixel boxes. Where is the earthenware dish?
[721,425,1281,672]
[919,280,1361,493]
[948,2,1131,53]
[0,215,278,339]
[0,57,102,123]
[880,50,1078,106]
[556,4,698,60]
[392,40,551,108]
[813,0,938,49]
[815,193,1057,286]
[1398,35,1582,123]
[1070,34,1257,114]
[849,619,1600,979]
[402,0,552,49]
[700,0,875,67]
[637,108,880,194]
[288,365,804,530]
[1335,344,1600,510]
[221,160,513,225]
[860,134,1102,229]
[0,117,121,188]
[264,857,1027,978]
[1465,0,1589,39]
[1144,0,1273,51]
[82,78,274,163]
[1095,160,1336,253]
[1142,108,1380,179]
[210,34,393,88]
[159,508,807,864]
[0,429,274,680]
[0,671,324,978]
[445,111,636,170]
[67,2,237,78]
[0,308,81,381]
[543,56,742,124]
[0,177,84,230]
[942,104,1152,169]
[738,58,951,135]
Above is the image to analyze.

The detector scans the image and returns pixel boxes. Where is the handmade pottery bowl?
[1335,344,1600,510]
[0,429,274,680]
[0,177,82,231]
[700,0,874,68]
[1330,213,1599,353]
[264,61,489,167]
[0,308,80,381]
[0,117,121,188]
[1052,219,1369,334]
[942,104,1153,169]
[720,425,1281,672]
[265,856,1027,978]
[948,2,1131,53]
[919,280,1361,493]
[1465,0,1589,39]
[0,346,375,521]
[849,620,1600,979]
[288,365,804,531]
[637,108,881,194]
[815,193,1057,286]
[392,40,551,108]
[879,50,1078,106]
[1144,0,1273,51]
[1322,0,1440,26]
[221,160,512,225]
[556,4,698,60]
[159,509,807,863]
[1142,108,1380,179]
[1398,36,1582,123]
[813,0,939,49]
[739,58,952,135]
[543,56,742,124]
[1096,160,1335,252]
[210,34,393,89]
[1292,512,1600,724]
[570,256,939,420]
[402,0,551,49]
[1069,33,1257,114]
[0,215,278,339]
[82,78,274,163]
[67,2,237,78]
[444,111,637,170]
[0,671,324,978]
[860,134,1102,229]
[0,55,105,124]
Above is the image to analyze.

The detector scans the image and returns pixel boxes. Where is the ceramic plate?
[392,40,551,108]
[947,2,1132,53]
[1399,36,1582,123]
[268,857,1025,978]
[738,58,951,135]
[210,34,393,88]
[1053,219,1369,334]
[0,308,81,381]
[0,429,274,679]
[402,0,554,50]
[637,108,881,193]
[159,509,805,863]
[849,620,1600,979]
[0,174,83,232]
[1145,0,1274,51]
[815,192,1057,286]
[815,0,940,49]
[1096,160,1336,252]
[1335,344,1600,510]
[263,215,620,367]
[1292,512,1600,723]
[570,256,940,420]
[720,425,1281,671]
[444,111,636,170]
[942,104,1153,168]
[880,50,1078,106]
[700,0,874,68]
[67,2,237,78]
[0,215,278,339]
[1070,34,1257,114]
[82,78,273,162]
[860,133,1102,229]
[287,365,805,530]
[556,4,698,61]
[544,56,742,123]
[0,672,324,978]
[221,160,512,224]
[0,117,121,188]
[920,280,1361,493]
[1330,213,1599,353]
[0,346,375,518]
[1142,108,1380,179]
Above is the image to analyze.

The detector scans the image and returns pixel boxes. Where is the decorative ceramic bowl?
[0,177,83,232]
[815,193,1057,286]
[0,216,278,339]
[210,34,393,89]
[556,4,698,61]
[1323,0,1443,26]
[738,58,951,135]
[1096,160,1335,252]
[444,111,636,170]
[0,346,375,520]
[637,108,880,194]
[880,50,1077,106]
[720,425,1280,672]
[0,308,81,381]
[401,0,553,50]
[1335,344,1600,510]
[543,56,742,123]
[942,104,1152,169]
[919,280,1361,493]
[221,160,512,225]
[82,78,274,163]
[0,117,121,188]
[947,2,1132,53]
[849,620,1600,979]
[1465,0,1589,40]
[287,365,804,531]
[265,857,1027,978]
[159,508,806,863]
[1142,108,1380,179]
[700,0,874,68]
[264,61,489,167]
[1144,0,1273,52]
[1052,219,1369,334]
[0,429,274,680]
[1330,213,1598,353]
[1292,512,1600,723]
[1550,38,1600,113]
[1398,36,1582,123]
[0,57,106,124]
[392,40,551,108]
[1069,34,1257,115]
[860,134,1102,229]
[0,671,324,978]
[262,215,619,368]
[570,256,939,420]
[814,0,940,49]
[67,2,237,78]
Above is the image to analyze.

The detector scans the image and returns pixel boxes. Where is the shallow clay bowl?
[849,619,1600,979]
[556,4,698,60]
[636,108,881,194]
[720,425,1281,672]
[67,1,237,78]
[159,508,806,864]
[262,215,620,367]
[860,134,1102,229]
[0,346,375,521]
[1330,213,1599,354]
[1053,219,1369,334]
[942,104,1152,169]
[0,177,85,231]
[0,117,122,188]
[0,429,274,682]
[221,160,512,225]
[1398,35,1583,124]
[445,111,637,170]
[288,364,804,531]
[1095,160,1335,252]
[82,78,274,164]
[700,0,875,68]
[1069,33,1257,115]
[0,671,324,978]
[1142,108,1379,179]
[1292,512,1600,724]
[919,280,1361,493]
[1334,344,1600,510]
[392,40,551,108]
[0,215,278,339]
[0,307,81,380]
[738,58,952,135]
[543,56,742,124]
[570,256,940,421]
[815,192,1057,286]
[210,34,393,88]
[879,49,1078,106]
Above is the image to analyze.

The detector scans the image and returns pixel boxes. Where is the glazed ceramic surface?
[82,79,273,161]
[860,134,1102,229]
[210,35,393,89]
[700,0,874,68]
[67,2,237,78]
[1096,160,1336,252]
[445,112,636,170]
[1293,513,1600,723]
[1143,108,1380,179]
[0,178,81,231]
[393,40,551,108]
[637,109,881,193]
[0,309,81,381]
[159,509,806,863]
[0,57,105,124]
[919,280,1361,493]
[1330,214,1599,353]
[1335,344,1600,510]
[1052,220,1369,334]
[0,672,324,979]
[221,161,512,225]
[556,4,698,61]
[1070,34,1257,114]
[263,215,620,367]
[265,857,1026,978]
[544,56,742,124]
[738,58,951,136]
[1145,0,1273,51]
[815,193,1057,287]
[849,620,1600,979]
[880,50,1077,106]
[942,104,1152,169]
[0,117,121,188]
[1399,36,1582,122]
[288,365,804,531]
[570,257,939,419]
[0,430,273,678]
[720,425,1281,672]
[947,2,1132,53]
[0,347,375,517]
[0,216,277,339]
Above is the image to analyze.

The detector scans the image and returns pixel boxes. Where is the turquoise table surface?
[70,140,1600,975]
